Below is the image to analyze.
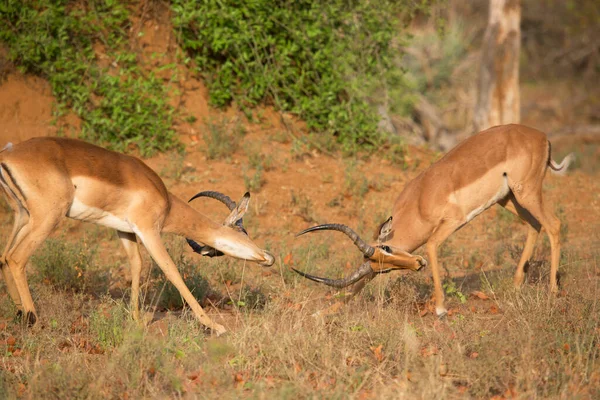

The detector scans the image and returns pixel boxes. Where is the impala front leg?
[136,229,227,336]
[426,242,446,317]
[424,220,460,318]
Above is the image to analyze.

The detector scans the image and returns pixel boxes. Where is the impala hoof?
[212,324,227,337]
[436,307,448,319]
[17,310,37,326]
[416,257,427,271]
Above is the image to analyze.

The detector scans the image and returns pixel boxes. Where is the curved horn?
[189,191,236,211]
[296,224,375,257]
[188,190,247,233]
[291,261,373,289]
[186,239,224,257]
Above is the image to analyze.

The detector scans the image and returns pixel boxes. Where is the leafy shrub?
[0,0,178,155]
[171,0,428,153]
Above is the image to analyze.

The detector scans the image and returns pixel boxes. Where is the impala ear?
[376,216,394,243]
[224,192,250,227]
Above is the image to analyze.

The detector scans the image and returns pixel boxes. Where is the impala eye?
[380,245,392,253]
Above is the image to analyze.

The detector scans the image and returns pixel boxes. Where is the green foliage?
[31,238,102,293]
[443,279,467,304]
[0,0,178,155]
[403,24,469,95]
[171,0,424,153]
[89,301,128,350]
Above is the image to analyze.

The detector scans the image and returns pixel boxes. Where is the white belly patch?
[67,198,132,232]
[465,178,510,222]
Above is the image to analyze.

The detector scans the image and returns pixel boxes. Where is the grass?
[0,176,598,398]
[203,117,246,161]
[0,239,598,398]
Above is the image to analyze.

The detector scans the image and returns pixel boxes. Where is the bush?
[171,0,429,153]
[0,0,178,155]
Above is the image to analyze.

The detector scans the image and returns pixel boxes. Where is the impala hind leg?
[135,229,226,336]
[511,189,561,292]
[498,194,541,287]
[5,210,65,325]
[118,231,143,321]
[0,184,29,309]
[0,206,27,310]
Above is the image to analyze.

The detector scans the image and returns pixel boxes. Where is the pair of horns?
[186,191,248,257]
[291,223,376,289]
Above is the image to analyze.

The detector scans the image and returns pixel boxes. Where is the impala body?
[0,137,274,335]
[294,124,572,316]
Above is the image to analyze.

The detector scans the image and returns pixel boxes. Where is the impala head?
[292,218,426,289]
[186,191,274,267]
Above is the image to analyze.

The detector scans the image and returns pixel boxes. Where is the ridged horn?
[296,223,374,257]
[185,239,224,258]
[189,191,236,211]
[186,190,243,256]
[291,261,374,289]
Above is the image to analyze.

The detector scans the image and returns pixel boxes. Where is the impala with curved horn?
[294,124,573,317]
[0,137,274,335]
[186,190,249,257]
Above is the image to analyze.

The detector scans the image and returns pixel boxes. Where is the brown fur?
[0,137,274,335]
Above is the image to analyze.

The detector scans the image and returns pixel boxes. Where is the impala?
[0,137,274,335]
[293,124,574,317]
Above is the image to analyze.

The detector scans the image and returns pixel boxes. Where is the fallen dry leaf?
[504,385,518,398]
[17,383,26,397]
[439,362,448,376]
[283,253,293,266]
[471,290,490,300]
[370,344,384,363]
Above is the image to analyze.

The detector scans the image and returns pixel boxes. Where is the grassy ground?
[0,161,599,399]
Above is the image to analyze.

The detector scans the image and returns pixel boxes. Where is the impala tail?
[548,142,575,176]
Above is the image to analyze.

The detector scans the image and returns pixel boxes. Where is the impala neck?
[384,178,437,253]
[162,193,223,245]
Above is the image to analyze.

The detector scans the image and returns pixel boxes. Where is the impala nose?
[258,251,275,267]
[259,251,275,267]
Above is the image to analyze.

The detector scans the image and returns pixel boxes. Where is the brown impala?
[0,137,275,335]
[293,124,574,317]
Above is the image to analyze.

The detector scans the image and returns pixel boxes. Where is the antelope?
[293,124,574,317]
[0,137,274,335]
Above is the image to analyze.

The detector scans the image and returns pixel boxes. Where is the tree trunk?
[474,0,521,131]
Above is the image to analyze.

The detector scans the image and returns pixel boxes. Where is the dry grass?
[0,223,599,399]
